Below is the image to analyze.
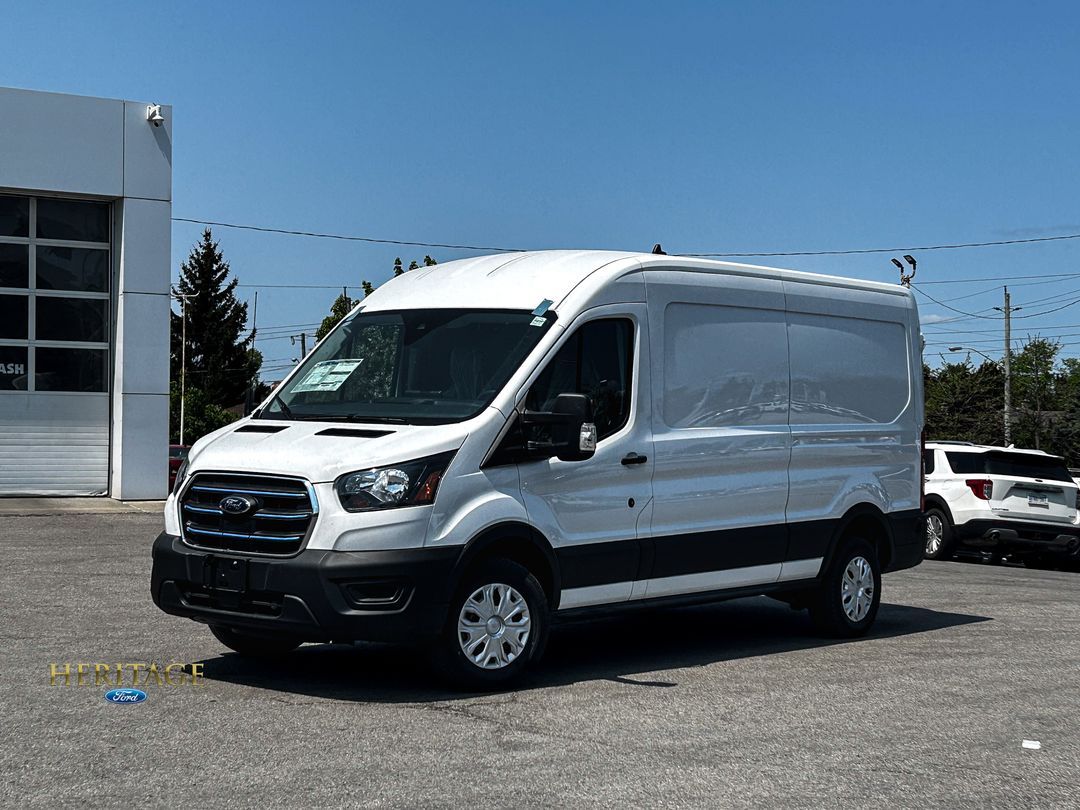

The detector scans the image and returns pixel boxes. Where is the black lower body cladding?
[150,533,458,643]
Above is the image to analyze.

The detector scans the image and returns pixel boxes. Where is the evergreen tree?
[170,229,260,408]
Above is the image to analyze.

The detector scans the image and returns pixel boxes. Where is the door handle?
[621,452,648,465]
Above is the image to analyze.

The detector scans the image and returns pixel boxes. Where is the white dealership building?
[0,87,172,498]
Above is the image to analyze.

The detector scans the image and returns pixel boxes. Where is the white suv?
[923,441,1080,565]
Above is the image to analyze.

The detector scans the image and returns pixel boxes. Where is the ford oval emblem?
[220,495,257,515]
[104,688,147,704]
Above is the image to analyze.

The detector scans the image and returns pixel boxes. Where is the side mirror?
[521,392,597,462]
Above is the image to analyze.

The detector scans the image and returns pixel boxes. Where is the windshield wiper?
[346,414,409,425]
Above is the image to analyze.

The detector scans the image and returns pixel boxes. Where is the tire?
[924,507,954,560]
[433,558,549,690]
[210,625,302,658]
[808,537,882,638]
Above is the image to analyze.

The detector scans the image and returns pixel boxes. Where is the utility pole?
[994,287,1020,446]
[290,332,309,358]
[245,290,258,415]
[171,291,199,446]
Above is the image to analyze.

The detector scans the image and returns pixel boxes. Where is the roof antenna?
[651,243,666,255]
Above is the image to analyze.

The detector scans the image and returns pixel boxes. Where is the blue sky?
[4,1,1080,375]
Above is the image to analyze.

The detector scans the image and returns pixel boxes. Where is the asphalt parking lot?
[2,510,1078,807]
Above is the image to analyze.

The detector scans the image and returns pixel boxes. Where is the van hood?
[186,417,473,483]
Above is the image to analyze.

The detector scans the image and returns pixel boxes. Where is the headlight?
[335,451,456,512]
[172,459,189,495]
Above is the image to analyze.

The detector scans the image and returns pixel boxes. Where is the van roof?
[358,249,913,314]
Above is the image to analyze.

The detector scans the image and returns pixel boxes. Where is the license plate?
[210,557,248,591]
[1028,494,1049,508]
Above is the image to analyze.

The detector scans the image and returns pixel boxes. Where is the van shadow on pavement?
[194,596,990,704]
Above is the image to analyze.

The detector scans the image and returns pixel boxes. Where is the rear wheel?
[433,558,549,690]
[210,625,301,657]
[808,537,881,638]
[924,508,954,560]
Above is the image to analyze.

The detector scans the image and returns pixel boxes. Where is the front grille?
[179,472,316,556]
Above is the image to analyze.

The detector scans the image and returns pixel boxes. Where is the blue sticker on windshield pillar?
[292,359,364,393]
[531,299,553,326]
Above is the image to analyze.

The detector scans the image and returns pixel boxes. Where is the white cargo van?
[152,250,925,687]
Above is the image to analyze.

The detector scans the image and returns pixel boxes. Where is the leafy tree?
[924,359,1004,445]
[171,229,260,408]
[169,381,238,444]
[922,337,1080,464]
[1010,337,1062,451]
[316,291,355,342]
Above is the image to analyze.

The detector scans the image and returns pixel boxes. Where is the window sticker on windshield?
[292,359,364,393]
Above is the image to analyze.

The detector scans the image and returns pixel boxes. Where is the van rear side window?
[788,314,908,425]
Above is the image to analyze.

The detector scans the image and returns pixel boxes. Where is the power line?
[912,285,1002,320]
[236,283,350,290]
[686,233,1080,257]
[173,215,1080,259]
[1012,297,1080,319]
[172,217,523,253]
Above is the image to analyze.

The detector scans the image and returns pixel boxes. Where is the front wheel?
[433,558,549,690]
[808,538,882,638]
[210,625,301,657]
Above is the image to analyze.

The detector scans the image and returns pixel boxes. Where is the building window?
[0,193,110,393]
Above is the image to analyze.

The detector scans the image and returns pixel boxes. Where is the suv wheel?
[210,625,301,657]
[434,558,549,690]
[808,537,881,638]
[924,507,954,560]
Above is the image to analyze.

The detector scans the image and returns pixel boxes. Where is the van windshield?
[261,308,554,424]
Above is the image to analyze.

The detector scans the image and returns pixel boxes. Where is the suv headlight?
[335,451,456,512]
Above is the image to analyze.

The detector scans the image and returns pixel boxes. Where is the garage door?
[0,194,111,495]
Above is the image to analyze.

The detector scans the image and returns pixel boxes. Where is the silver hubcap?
[926,515,943,555]
[841,556,875,623]
[457,583,531,669]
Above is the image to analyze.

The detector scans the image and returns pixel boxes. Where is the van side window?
[788,313,908,424]
[662,303,788,428]
[527,318,633,440]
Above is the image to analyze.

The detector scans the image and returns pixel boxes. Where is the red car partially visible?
[168,445,190,491]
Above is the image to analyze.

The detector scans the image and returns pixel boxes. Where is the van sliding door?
[642,270,791,599]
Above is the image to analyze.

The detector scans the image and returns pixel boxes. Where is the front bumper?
[952,519,1080,556]
[150,533,459,642]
